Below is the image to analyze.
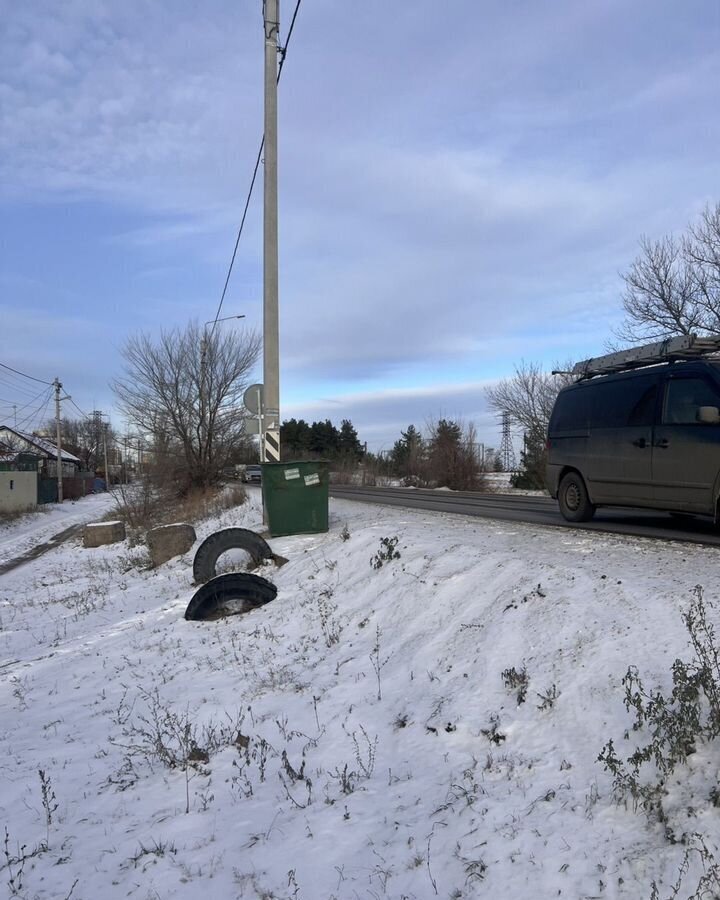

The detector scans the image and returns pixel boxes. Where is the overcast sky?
[1,0,719,452]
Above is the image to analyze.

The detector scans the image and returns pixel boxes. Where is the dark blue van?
[547,346,720,522]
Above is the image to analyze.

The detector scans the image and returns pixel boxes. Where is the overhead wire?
[37,390,54,435]
[0,387,52,420]
[208,0,303,333]
[0,361,52,386]
[0,365,54,424]
[68,397,92,420]
[13,386,54,433]
[0,374,46,400]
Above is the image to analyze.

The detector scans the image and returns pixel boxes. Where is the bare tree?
[485,363,575,490]
[618,202,720,342]
[42,416,118,471]
[485,361,575,436]
[687,202,720,327]
[112,321,261,491]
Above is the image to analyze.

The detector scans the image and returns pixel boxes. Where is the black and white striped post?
[263,411,280,463]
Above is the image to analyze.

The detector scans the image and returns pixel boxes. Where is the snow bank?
[1,492,718,898]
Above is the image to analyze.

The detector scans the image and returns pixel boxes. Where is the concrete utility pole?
[262,0,281,463]
[103,420,110,492]
[54,378,63,503]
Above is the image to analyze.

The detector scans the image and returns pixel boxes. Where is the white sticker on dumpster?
[304,473,320,486]
[284,468,300,480]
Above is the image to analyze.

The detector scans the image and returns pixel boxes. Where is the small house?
[0,426,81,477]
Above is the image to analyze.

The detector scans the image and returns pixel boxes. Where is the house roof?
[0,426,81,463]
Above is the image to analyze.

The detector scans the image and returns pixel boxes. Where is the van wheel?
[558,472,595,522]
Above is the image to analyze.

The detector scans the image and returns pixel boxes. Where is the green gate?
[38,477,58,504]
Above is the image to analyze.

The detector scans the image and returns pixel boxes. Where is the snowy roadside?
[0,492,118,567]
[1,493,719,899]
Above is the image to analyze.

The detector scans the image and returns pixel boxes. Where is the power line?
[68,397,92,420]
[0,387,51,421]
[37,391,54,435]
[0,374,47,400]
[0,361,52,386]
[13,386,54,433]
[209,0,303,332]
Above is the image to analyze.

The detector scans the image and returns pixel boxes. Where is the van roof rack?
[572,334,720,380]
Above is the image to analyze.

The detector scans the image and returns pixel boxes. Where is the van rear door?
[652,373,720,513]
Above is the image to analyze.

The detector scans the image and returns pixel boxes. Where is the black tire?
[184,573,277,621]
[558,471,595,522]
[193,528,274,584]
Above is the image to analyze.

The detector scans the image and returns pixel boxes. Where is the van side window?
[627,383,658,426]
[663,378,720,424]
[590,375,658,428]
[551,389,590,430]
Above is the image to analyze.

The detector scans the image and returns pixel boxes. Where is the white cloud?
[1,0,718,441]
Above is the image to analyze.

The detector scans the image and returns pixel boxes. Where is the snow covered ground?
[0,493,117,568]
[1,490,719,899]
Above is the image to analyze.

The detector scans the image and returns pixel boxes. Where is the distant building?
[0,426,82,477]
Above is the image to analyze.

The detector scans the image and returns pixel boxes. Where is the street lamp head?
[204,315,246,327]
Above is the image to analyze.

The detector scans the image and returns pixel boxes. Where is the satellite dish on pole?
[243,384,264,415]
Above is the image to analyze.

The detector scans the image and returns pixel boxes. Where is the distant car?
[242,464,262,484]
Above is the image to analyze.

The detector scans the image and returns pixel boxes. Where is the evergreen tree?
[511,425,547,489]
[338,419,364,460]
[391,424,423,480]
[281,418,312,458]
[309,419,340,457]
[428,419,463,488]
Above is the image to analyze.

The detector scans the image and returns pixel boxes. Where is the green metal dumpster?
[261,460,329,537]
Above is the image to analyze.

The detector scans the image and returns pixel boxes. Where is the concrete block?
[83,520,126,548]
[147,523,196,567]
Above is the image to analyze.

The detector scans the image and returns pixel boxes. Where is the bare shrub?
[502,666,529,705]
[650,833,720,899]
[598,586,720,825]
[108,687,246,811]
[371,536,401,569]
[110,479,246,536]
[0,506,40,525]
[599,586,720,898]
[329,456,357,485]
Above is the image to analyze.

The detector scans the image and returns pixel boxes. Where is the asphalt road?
[329,484,720,547]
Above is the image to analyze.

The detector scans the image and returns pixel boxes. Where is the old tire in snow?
[184,573,278,621]
[193,528,274,584]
